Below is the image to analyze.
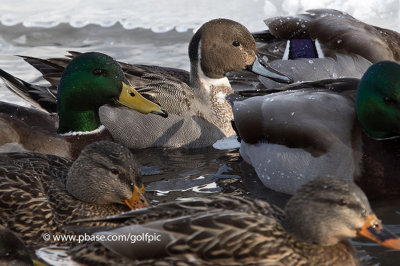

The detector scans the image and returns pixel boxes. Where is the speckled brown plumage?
[0,141,146,250]
[62,177,391,266]
[66,195,285,265]
[0,152,128,249]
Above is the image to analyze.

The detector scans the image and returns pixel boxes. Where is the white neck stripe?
[59,125,106,136]
[197,40,230,92]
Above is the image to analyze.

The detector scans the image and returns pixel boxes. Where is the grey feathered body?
[100,68,234,148]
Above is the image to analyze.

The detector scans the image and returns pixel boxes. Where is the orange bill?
[357,213,400,250]
[124,185,149,210]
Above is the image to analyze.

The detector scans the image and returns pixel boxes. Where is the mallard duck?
[59,177,400,265]
[0,52,167,159]
[229,9,400,91]
[233,60,400,197]
[0,141,149,250]
[0,19,291,150]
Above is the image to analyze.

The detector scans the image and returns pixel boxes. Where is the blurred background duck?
[55,177,400,265]
[233,60,400,198]
[229,9,400,92]
[0,141,149,250]
[0,19,291,150]
[0,52,166,159]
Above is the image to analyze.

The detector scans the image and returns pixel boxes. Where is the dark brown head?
[188,18,292,83]
[189,18,256,79]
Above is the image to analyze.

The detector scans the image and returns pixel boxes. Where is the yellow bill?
[116,82,168,117]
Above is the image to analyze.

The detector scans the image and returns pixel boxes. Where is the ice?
[0,0,398,32]
[213,135,240,150]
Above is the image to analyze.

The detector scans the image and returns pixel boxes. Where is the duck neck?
[58,104,101,134]
[283,203,346,247]
[189,36,230,93]
[356,106,395,139]
[191,60,230,93]
[190,58,202,90]
[190,60,234,136]
[188,33,234,136]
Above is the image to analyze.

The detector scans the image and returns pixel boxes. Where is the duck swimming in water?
[0,52,167,159]
[60,177,400,265]
[0,141,148,249]
[233,61,400,197]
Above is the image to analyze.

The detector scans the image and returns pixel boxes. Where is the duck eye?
[338,199,348,206]
[110,168,119,175]
[232,41,240,47]
[92,69,108,77]
[383,96,396,105]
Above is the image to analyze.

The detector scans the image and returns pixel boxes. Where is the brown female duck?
[0,141,148,249]
[64,177,400,265]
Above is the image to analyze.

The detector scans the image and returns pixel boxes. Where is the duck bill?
[116,82,168,118]
[247,54,293,83]
[357,213,400,250]
[123,185,150,210]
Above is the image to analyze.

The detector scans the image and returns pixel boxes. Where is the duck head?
[188,18,292,89]
[57,52,167,134]
[66,141,149,210]
[284,177,400,249]
[356,61,400,139]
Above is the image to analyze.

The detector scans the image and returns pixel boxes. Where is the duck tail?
[0,68,57,113]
